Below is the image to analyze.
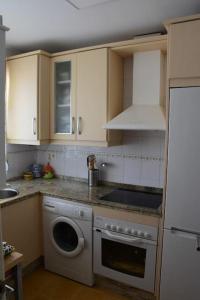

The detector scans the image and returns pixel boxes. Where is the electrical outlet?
[47,152,55,162]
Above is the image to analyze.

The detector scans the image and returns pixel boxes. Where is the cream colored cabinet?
[76,49,107,142]
[50,54,76,141]
[1,195,43,267]
[167,18,200,81]
[6,51,50,145]
[51,48,123,146]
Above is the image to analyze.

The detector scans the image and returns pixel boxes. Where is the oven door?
[93,228,157,293]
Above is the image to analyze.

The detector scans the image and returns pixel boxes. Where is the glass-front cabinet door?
[51,54,76,140]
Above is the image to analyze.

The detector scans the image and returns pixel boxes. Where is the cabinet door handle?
[32,117,37,135]
[0,280,6,294]
[71,116,75,134]
[0,281,15,296]
[5,284,15,294]
[77,117,82,135]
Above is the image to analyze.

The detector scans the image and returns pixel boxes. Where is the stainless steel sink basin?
[0,188,19,199]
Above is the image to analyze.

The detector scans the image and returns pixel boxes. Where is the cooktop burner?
[100,188,162,209]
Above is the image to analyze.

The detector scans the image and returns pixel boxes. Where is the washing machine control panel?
[43,196,93,221]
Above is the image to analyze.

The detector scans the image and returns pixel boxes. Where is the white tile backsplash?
[64,151,77,178]
[140,158,160,187]
[140,131,164,158]
[6,145,37,179]
[35,131,165,187]
[99,156,124,183]
[51,151,65,176]
[123,157,141,186]
[7,132,165,187]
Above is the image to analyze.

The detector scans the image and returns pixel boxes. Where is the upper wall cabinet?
[166,16,200,85]
[6,51,50,145]
[51,48,123,146]
[76,49,107,142]
[6,34,167,146]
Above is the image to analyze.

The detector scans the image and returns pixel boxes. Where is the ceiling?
[1,0,200,55]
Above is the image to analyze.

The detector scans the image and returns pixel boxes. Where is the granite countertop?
[0,178,162,217]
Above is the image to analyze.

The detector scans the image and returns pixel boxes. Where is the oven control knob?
[116,226,122,232]
[105,223,111,230]
[140,231,144,237]
[131,229,138,236]
[125,228,131,234]
[111,224,117,231]
[137,231,143,237]
[79,210,84,217]
[144,232,151,239]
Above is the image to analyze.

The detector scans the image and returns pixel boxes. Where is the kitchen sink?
[0,187,19,199]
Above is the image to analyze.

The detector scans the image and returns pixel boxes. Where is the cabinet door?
[0,27,6,297]
[1,195,42,267]
[6,55,38,142]
[0,29,6,187]
[51,54,76,141]
[0,208,6,298]
[169,19,200,79]
[76,49,107,142]
[160,229,200,300]
[165,87,200,232]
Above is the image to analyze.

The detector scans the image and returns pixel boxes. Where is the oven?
[93,216,158,293]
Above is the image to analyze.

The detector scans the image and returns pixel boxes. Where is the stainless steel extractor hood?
[104,50,166,131]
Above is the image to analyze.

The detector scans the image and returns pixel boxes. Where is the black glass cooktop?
[100,188,162,209]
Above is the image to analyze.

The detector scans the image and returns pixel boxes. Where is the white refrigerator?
[160,87,200,300]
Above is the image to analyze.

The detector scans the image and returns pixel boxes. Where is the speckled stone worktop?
[0,178,162,217]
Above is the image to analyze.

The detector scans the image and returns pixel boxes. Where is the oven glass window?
[53,222,78,252]
[102,238,146,278]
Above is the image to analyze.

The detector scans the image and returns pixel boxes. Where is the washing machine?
[43,196,94,286]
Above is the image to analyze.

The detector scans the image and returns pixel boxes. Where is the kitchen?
[0,1,200,299]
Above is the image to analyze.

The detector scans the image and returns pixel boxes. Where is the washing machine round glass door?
[50,216,84,257]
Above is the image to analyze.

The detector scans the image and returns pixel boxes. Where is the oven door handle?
[103,229,142,244]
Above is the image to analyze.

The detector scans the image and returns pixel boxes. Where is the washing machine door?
[50,216,84,257]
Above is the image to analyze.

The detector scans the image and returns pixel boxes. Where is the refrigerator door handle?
[171,227,200,252]
[197,236,200,252]
[171,226,200,236]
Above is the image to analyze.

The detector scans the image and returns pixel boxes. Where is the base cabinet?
[1,195,43,267]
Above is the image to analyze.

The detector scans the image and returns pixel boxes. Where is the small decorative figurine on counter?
[31,163,43,178]
[3,241,15,257]
[23,171,33,180]
[43,162,55,179]
[23,163,43,180]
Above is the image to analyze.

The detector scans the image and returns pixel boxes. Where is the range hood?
[104,50,166,131]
